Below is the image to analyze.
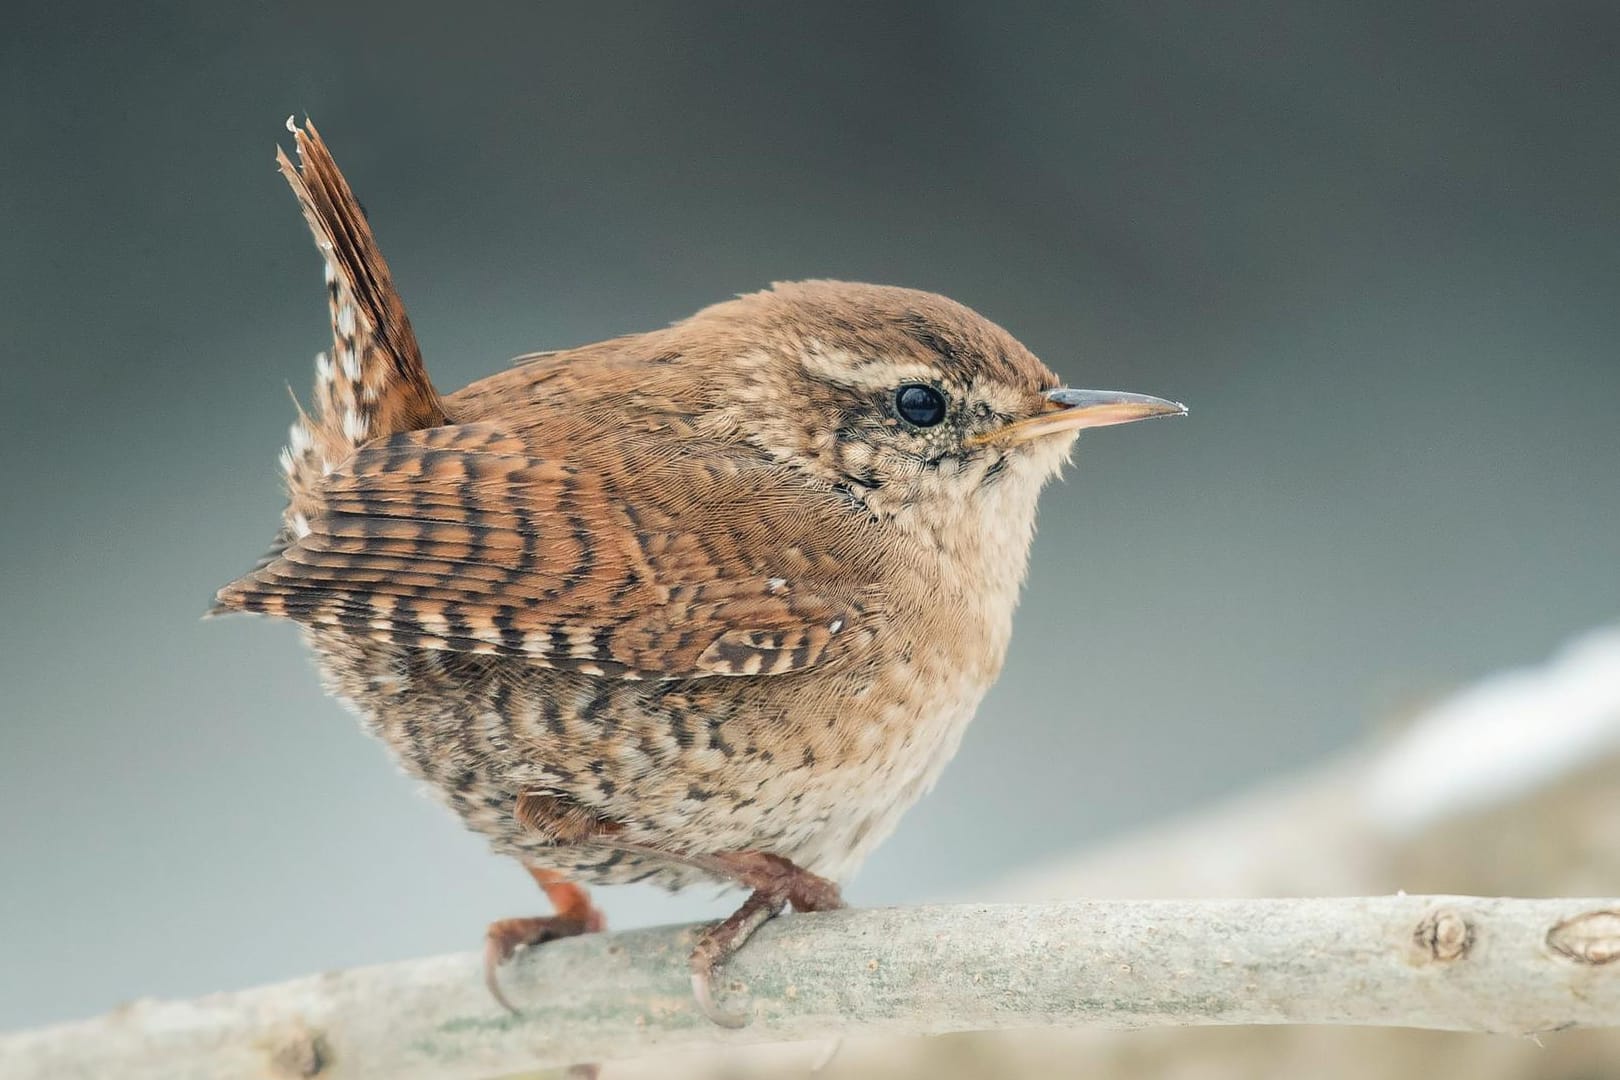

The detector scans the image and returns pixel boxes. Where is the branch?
[5,897,1619,1079]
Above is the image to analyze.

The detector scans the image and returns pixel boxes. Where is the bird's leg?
[483,865,607,1014]
[688,851,845,1028]
[507,801,844,1029]
[489,791,616,1078]
[483,789,632,1014]
[486,791,620,1016]
[485,868,604,1080]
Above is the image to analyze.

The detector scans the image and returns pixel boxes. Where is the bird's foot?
[484,868,606,1015]
[689,851,844,1028]
[483,914,593,1013]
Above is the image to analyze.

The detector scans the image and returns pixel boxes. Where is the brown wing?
[214,424,884,680]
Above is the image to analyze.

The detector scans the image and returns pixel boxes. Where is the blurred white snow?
[1363,625,1620,833]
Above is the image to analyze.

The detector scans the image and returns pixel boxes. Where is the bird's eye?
[894,384,947,427]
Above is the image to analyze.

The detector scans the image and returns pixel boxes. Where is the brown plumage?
[215,120,1184,1023]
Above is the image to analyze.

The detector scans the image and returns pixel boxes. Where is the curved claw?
[483,868,605,1077]
[483,914,591,1015]
[685,887,788,1028]
[690,968,751,1029]
[483,932,522,1015]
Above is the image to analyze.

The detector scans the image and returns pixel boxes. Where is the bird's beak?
[972,388,1188,447]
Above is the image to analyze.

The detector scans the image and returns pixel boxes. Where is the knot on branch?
[1413,907,1473,962]
[1547,910,1620,964]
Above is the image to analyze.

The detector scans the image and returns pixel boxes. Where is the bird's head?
[681,280,1185,542]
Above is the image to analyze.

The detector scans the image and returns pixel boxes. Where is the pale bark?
[3,896,1619,1079]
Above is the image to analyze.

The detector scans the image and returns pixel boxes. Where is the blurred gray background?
[3,1,1617,1030]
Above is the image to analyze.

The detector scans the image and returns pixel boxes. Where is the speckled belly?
[304,626,994,891]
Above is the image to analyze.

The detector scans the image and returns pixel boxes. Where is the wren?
[214,121,1185,1023]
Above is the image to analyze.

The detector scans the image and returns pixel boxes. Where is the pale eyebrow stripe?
[800,340,939,391]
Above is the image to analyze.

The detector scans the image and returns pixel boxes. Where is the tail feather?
[276,119,445,528]
[216,119,446,614]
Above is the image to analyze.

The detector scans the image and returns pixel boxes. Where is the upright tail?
[275,118,446,533]
[213,120,446,615]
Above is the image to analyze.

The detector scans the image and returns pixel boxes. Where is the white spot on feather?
[340,347,360,381]
[288,423,313,454]
[314,352,333,383]
[828,619,844,634]
[369,672,405,694]
[336,303,356,338]
[278,447,296,475]
[292,512,312,539]
[343,407,368,442]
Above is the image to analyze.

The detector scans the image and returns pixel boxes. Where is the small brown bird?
[214,120,1184,1022]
